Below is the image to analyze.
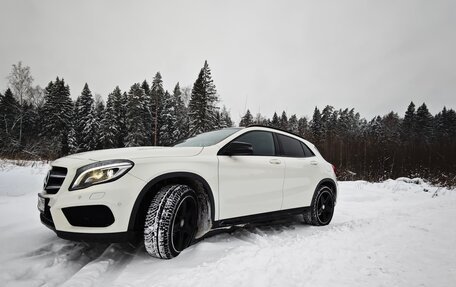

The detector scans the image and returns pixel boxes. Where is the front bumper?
[39,212,137,242]
[39,193,140,243]
[38,162,146,241]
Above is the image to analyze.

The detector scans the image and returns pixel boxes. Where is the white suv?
[38,126,337,259]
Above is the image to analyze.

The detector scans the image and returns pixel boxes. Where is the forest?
[1,61,455,186]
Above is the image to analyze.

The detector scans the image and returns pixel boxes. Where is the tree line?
[0,61,232,158]
[1,61,455,186]
[239,103,456,186]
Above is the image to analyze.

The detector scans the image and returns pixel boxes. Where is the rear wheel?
[303,185,335,226]
[144,184,198,259]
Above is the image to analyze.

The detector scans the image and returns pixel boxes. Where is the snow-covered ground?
[0,161,455,287]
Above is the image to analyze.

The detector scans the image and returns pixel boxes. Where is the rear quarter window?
[301,142,315,157]
[276,134,305,157]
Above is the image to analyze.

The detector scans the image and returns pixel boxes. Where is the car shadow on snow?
[194,214,309,244]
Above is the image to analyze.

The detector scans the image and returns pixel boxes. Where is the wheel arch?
[315,178,338,202]
[128,172,216,234]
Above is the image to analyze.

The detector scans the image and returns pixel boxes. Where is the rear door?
[218,131,285,219]
[276,133,320,209]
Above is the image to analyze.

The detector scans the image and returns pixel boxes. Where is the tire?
[144,184,198,259]
[303,185,335,226]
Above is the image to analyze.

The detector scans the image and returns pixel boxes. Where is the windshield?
[174,128,242,147]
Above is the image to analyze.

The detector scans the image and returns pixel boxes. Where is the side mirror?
[222,141,253,156]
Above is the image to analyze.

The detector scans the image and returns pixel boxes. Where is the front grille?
[44,166,67,194]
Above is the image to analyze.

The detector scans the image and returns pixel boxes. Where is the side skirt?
[212,207,310,228]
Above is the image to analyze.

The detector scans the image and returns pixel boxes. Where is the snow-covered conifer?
[41,77,73,156]
[173,82,189,140]
[188,61,219,136]
[288,114,298,134]
[271,112,280,128]
[159,91,179,146]
[279,111,288,130]
[93,96,105,150]
[218,106,233,128]
[297,117,308,137]
[126,83,147,146]
[73,83,96,152]
[141,80,153,145]
[151,73,164,145]
[239,109,253,127]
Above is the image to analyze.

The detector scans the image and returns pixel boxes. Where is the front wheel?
[144,184,198,259]
[303,185,335,226]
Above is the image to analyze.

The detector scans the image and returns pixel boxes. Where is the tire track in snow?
[59,243,138,287]
[0,240,110,287]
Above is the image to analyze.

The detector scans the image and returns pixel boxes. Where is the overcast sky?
[1,0,455,122]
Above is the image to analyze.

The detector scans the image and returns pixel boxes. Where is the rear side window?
[234,131,275,156]
[276,134,314,158]
[301,142,315,157]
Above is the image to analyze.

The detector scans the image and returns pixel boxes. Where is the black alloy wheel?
[171,195,197,253]
[315,189,334,225]
[303,185,335,226]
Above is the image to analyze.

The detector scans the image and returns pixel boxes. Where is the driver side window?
[234,131,275,156]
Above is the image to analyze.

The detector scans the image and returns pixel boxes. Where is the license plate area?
[37,194,46,213]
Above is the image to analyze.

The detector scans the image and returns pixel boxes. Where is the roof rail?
[245,125,308,141]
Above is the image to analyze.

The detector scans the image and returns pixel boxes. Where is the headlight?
[70,159,134,190]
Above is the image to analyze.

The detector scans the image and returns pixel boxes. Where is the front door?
[218,131,285,219]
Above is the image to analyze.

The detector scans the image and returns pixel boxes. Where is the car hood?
[62,146,204,162]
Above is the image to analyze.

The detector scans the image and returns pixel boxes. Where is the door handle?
[310,161,318,165]
[269,159,281,165]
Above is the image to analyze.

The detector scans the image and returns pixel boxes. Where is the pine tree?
[141,79,151,98]
[102,87,127,148]
[310,107,322,143]
[368,116,384,141]
[160,90,180,146]
[21,101,41,150]
[116,90,129,147]
[0,89,20,149]
[93,96,105,150]
[297,117,308,137]
[126,83,147,146]
[416,103,433,143]
[288,114,299,133]
[382,112,401,145]
[271,112,280,128]
[321,105,335,140]
[151,73,164,145]
[141,80,153,145]
[279,111,288,130]
[218,106,233,128]
[73,83,96,152]
[435,107,456,139]
[188,61,219,136]
[41,77,74,156]
[401,102,416,141]
[239,109,253,127]
[102,89,117,148]
[173,82,189,139]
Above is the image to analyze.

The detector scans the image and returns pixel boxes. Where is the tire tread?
[144,184,196,259]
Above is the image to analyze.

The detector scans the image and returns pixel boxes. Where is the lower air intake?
[62,205,115,227]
